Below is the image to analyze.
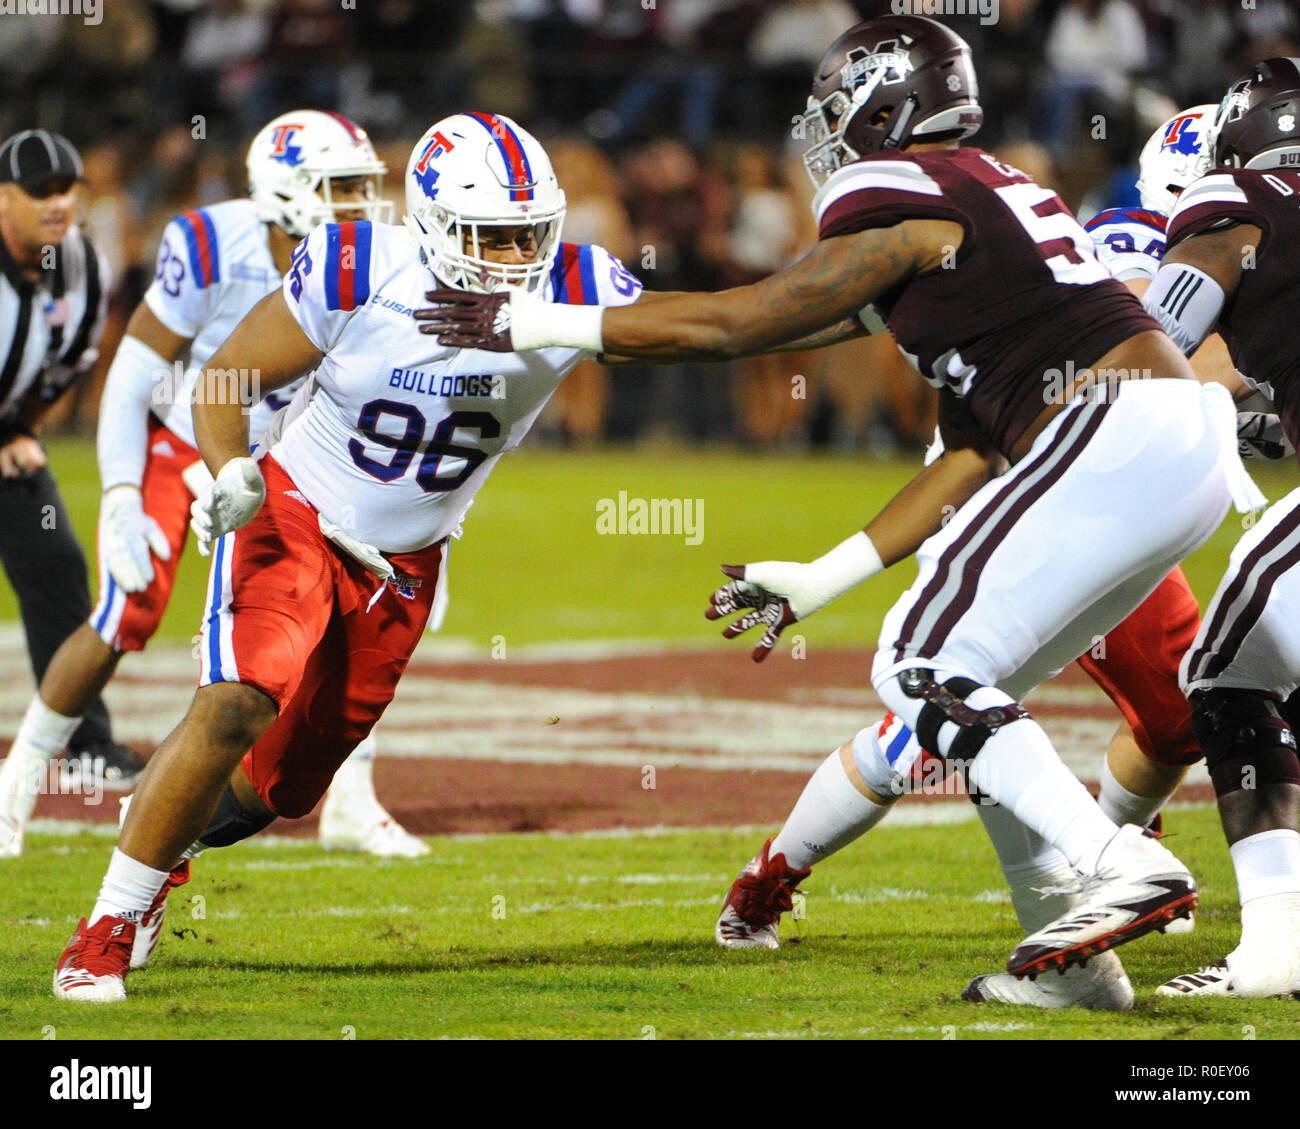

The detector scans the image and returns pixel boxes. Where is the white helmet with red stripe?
[1135,104,1217,215]
[247,109,392,238]
[403,112,565,294]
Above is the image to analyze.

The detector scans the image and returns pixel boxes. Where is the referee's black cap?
[0,130,84,192]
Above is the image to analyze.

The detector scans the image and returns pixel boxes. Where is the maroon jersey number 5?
[981,156,1110,287]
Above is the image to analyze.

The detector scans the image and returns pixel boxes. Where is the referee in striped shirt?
[0,129,140,790]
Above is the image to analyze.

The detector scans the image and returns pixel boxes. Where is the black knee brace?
[197,783,277,849]
[1188,688,1300,797]
[899,668,1031,763]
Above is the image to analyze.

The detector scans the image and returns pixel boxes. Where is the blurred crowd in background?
[7,0,1297,451]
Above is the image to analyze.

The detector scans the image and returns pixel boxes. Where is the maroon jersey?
[1166,167,1300,448]
[815,148,1160,456]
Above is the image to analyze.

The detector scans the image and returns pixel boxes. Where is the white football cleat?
[1007,825,1196,979]
[319,798,430,858]
[1157,898,1300,999]
[1156,954,1300,999]
[963,951,1134,1010]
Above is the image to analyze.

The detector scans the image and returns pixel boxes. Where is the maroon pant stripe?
[1194,511,1300,685]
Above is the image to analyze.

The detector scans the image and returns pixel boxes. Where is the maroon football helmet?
[801,15,982,187]
[1210,57,1300,170]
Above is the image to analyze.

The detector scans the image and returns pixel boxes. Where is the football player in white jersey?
[52,112,643,1001]
[0,111,429,861]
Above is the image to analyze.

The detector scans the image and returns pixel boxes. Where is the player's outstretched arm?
[416,219,959,361]
[709,391,1006,661]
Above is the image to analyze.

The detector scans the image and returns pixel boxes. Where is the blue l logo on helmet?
[1162,113,1204,156]
[269,123,305,167]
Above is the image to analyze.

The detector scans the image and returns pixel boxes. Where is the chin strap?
[882,93,920,150]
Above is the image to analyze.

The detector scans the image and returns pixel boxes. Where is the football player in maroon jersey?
[417,17,1265,984]
[1139,59,1300,999]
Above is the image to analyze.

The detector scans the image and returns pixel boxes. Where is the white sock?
[965,716,1118,869]
[89,847,171,925]
[323,733,380,813]
[976,801,1075,934]
[0,696,82,825]
[1097,757,1168,828]
[1230,829,1300,904]
[770,748,891,870]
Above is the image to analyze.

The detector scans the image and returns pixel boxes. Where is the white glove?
[190,457,266,557]
[99,484,171,593]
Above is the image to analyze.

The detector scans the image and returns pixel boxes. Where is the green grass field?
[4,439,1297,1041]
[12,438,1298,646]
[2,809,1292,1040]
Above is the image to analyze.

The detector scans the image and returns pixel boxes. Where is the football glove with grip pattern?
[99,485,171,594]
[706,532,884,662]
[190,457,266,556]
[414,287,604,354]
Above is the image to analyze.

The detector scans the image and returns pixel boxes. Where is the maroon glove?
[414,289,512,351]
[705,564,799,663]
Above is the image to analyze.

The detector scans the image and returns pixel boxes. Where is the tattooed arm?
[590,219,960,362]
[760,315,868,353]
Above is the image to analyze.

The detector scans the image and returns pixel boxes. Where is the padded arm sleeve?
[1141,263,1226,357]
[97,335,170,491]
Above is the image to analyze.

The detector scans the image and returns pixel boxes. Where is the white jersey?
[1082,207,1167,283]
[143,199,302,447]
[274,222,642,553]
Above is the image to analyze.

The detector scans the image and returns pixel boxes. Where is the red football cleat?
[53,915,135,1002]
[715,839,811,949]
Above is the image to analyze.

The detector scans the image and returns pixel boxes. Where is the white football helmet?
[1135,104,1217,215]
[247,109,392,238]
[404,112,565,294]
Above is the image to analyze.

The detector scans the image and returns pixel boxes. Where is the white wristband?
[808,531,884,601]
[509,289,605,353]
